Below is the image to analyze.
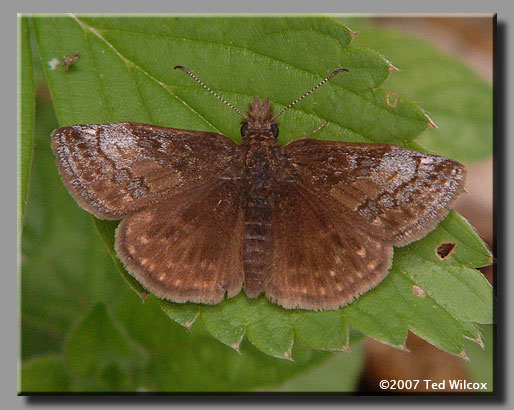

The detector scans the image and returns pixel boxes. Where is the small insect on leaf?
[61,51,80,71]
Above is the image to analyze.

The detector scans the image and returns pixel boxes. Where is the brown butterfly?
[51,66,466,311]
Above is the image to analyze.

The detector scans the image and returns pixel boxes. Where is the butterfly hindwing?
[115,179,244,304]
[264,181,393,310]
[285,139,466,246]
[52,122,241,219]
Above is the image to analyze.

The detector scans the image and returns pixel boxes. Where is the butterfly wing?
[52,122,241,219]
[264,181,393,310]
[285,139,466,246]
[115,179,244,304]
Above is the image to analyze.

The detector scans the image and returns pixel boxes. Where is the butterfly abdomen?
[242,145,277,298]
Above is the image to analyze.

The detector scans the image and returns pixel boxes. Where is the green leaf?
[63,303,148,391]
[31,15,492,363]
[20,354,69,393]
[18,16,35,233]
[113,291,335,392]
[33,15,427,143]
[345,19,492,163]
[395,211,493,324]
[266,344,365,392]
[159,299,200,330]
[466,324,494,392]
[346,267,481,355]
[289,309,351,351]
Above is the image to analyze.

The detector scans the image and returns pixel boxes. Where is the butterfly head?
[241,97,279,139]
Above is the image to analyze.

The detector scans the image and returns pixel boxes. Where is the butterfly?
[51,66,466,311]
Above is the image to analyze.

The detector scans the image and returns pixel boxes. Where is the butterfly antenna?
[174,65,249,121]
[271,68,349,121]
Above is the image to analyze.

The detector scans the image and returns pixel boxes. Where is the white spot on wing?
[366,261,377,270]
[371,218,382,226]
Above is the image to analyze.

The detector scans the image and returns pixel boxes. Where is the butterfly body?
[240,143,275,297]
[52,95,466,311]
[240,98,290,297]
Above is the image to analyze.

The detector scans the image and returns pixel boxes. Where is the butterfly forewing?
[115,179,244,304]
[52,122,241,219]
[265,181,393,310]
[285,139,466,246]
